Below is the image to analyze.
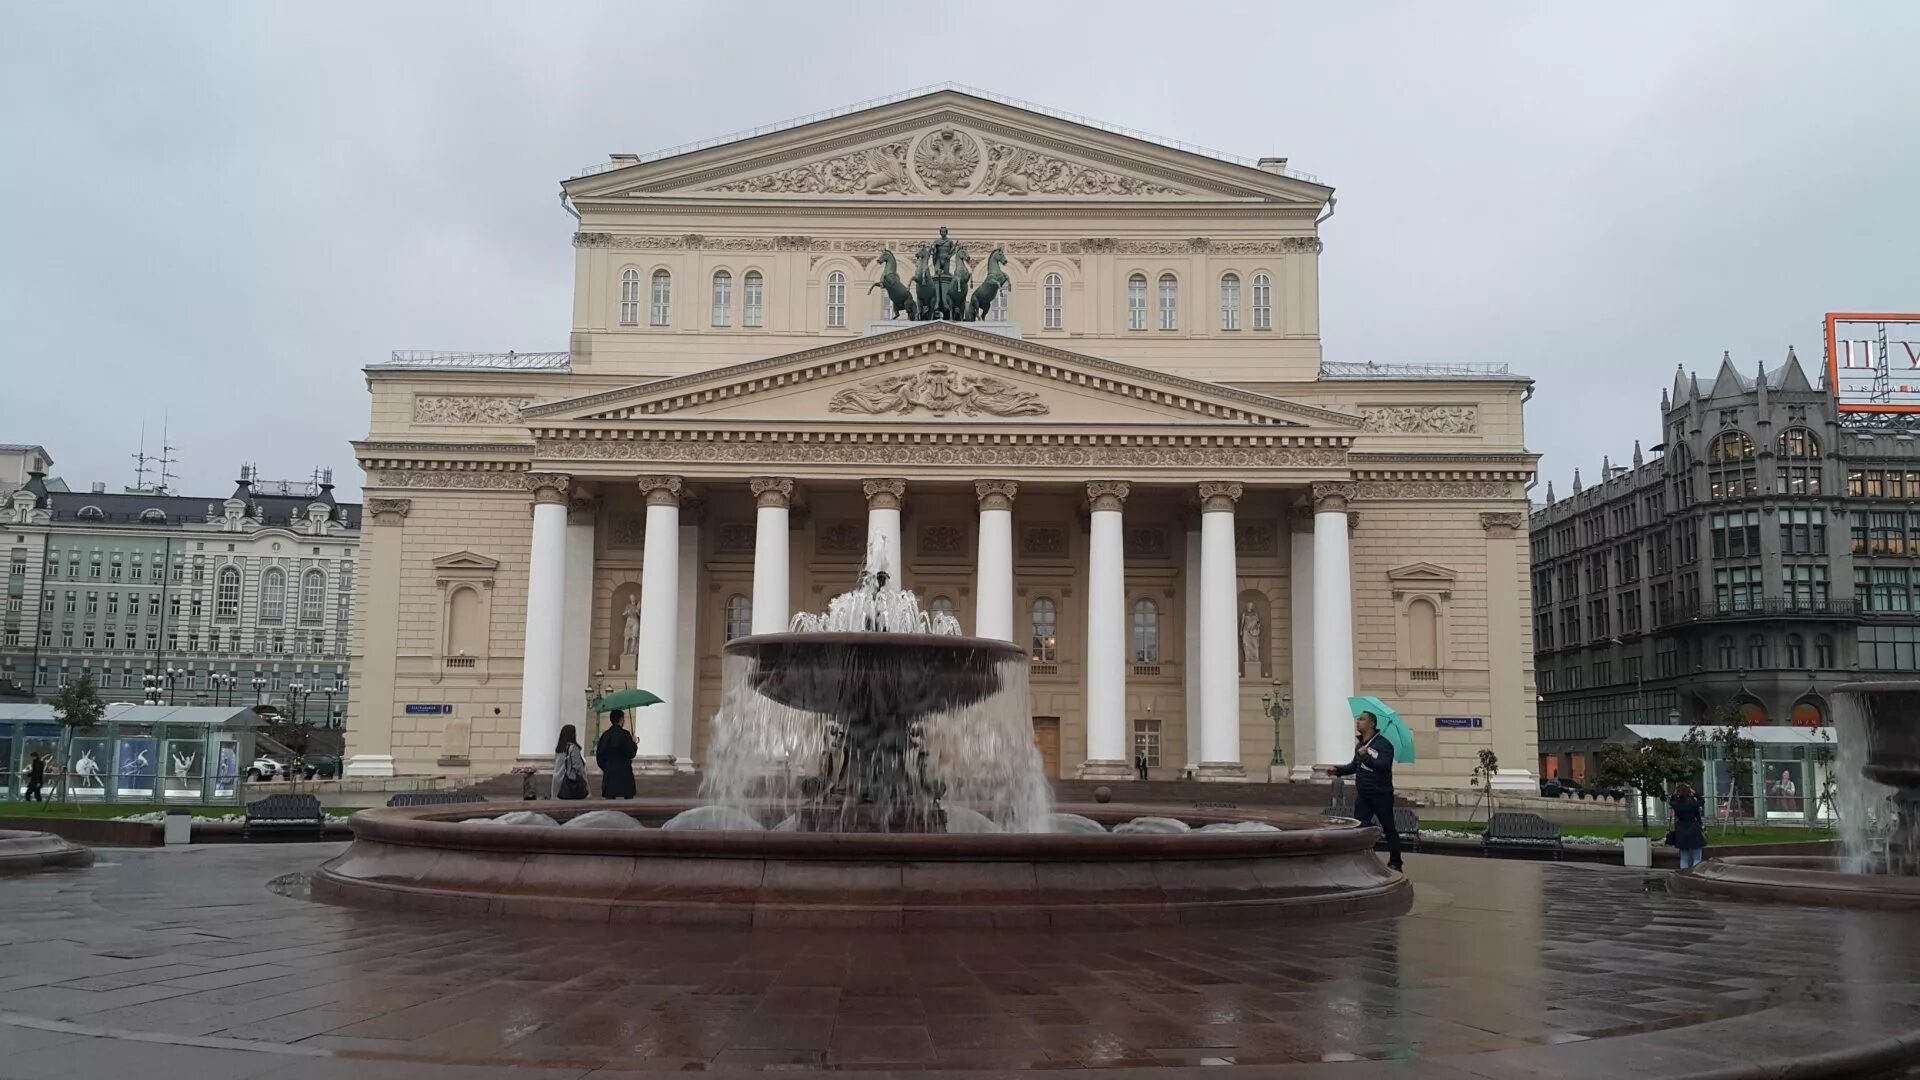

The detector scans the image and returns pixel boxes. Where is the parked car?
[246,756,285,781]
[1541,777,1587,799]
[295,755,341,780]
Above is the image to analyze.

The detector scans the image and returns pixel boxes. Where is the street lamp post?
[251,676,266,706]
[164,666,181,705]
[210,672,235,707]
[1261,682,1292,781]
[321,679,345,729]
[142,671,163,706]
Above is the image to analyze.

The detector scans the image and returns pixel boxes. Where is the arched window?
[1158,273,1178,330]
[446,586,483,656]
[724,595,752,641]
[711,270,732,327]
[928,596,957,631]
[1219,273,1241,331]
[1131,599,1159,663]
[77,506,104,521]
[649,269,671,326]
[1707,431,1758,499]
[1791,698,1824,728]
[215,567,241,620]
[1030,598,1057,663]
[1777,428,1822,495]
[826,270,847,328]
[1785,633,1805,668]
[300,568,326,623]
[259,567,286,623]
[1738,700,1767,727]
[1126,274,1148,330]
[1042,273,1063,330]
[1716,635,1735,669]
[1251,272,1273,330]
[1815,634,1835,668]
[743,271,764,327]
[1746,633,1768,668]
[619,268,640,325]
[987,285,1008,322]
[1408,598,1439,670]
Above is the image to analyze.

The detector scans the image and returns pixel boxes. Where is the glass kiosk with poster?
[0,704,259,806]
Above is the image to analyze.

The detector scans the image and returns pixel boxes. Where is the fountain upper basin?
[724,631,1025,715]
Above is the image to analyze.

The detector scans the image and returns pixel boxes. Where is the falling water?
[701,550,1051,833]
[1832,695,1894,873]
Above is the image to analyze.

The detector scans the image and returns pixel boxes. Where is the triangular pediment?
[523,323,1361,431]
[432,551,500,572]
[565,89,1329,204]
[1386,562,1457,586]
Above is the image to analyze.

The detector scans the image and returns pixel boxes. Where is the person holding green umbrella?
[1321,697,1409,873]
[591,689,659,800]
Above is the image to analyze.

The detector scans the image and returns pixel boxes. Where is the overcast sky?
[3,2,1915,500]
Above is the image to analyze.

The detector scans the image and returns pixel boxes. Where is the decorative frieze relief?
[1021,524,1070,558]
[1235,522,1279,556]
[1355,480,1525,500]
[1124,527,1169,559]
[828,363,1048,418]
[539,436,1347,470]
[368,469,527,490]
[570,231,1319,256]
[365,498,413,522]
[714,522,755,555]
[413,395,536,424]
[914,128,981,194]
[977,142,1183,196]
[1358,405,1479,435]
[917,522,968,558]
[816,520,865,556]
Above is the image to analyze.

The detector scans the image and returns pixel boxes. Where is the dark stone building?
[1530,350,1920,781]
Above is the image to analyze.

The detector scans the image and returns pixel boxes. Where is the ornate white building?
[346,88,1539,788]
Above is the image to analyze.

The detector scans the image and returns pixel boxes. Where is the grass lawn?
[1423,818,1834,846]
[0,801,353,819]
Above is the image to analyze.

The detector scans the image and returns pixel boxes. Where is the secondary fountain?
[1672,681,1920,910]
[314,560,1410,927]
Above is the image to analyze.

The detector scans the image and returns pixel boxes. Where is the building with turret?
[1530,348,1920,782]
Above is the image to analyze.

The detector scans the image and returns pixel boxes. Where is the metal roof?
[0,704,261,727]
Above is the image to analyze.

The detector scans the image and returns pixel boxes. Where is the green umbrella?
[592,688,663,713]
[1349,695,1416,765]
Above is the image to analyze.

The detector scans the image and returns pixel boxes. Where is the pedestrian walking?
[1322,710,1404,872]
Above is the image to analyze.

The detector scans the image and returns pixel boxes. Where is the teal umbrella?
[1349,695,1416,765]
[592,688,663,713]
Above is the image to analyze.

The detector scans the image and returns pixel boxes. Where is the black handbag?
[556,772,589,800]
[1662,830,1676,847]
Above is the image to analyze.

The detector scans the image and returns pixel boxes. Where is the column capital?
[863,477,907,510]
[1480,511,1525,537]
[1311,481,1358,513]
[975,479,1019,512]
[566,495,599,526]
[525,472,572,506]
[1286,503,1315,530]
[1198,481,1243,513]
[636,475,684,507]
[750,476,795,509]
[1086,480,1130,512]
[366,498,412,524]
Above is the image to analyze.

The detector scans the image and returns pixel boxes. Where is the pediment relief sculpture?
[828,362,1048,418]
[709,140,913,195]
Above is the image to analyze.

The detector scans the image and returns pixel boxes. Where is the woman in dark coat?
[595,709,638,799]
[1670,783,1707,869]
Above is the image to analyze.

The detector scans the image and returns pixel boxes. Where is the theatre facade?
[345,88,1540,790]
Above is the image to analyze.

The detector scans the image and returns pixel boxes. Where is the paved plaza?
[0,844,1918,1078]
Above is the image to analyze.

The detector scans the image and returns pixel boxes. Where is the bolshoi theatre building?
[345,87,1541,791]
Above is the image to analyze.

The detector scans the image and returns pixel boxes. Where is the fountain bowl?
[312,799,1411,929]
[1837,681,1920,791]
[1669,855,1920,911]
[723,630,1024,715]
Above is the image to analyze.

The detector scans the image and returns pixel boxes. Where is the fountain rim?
[341,800,1381,861]
[722,630,1029,658]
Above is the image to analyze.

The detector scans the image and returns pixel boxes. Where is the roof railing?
[370,350,570,372]
[571,83,1321,184]
[1319,360,1515,380]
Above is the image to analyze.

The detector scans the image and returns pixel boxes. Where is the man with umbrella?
[592,688,659,800]
[1322,696,1410,873]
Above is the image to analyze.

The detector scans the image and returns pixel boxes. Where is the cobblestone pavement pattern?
[0,843,1918,1078]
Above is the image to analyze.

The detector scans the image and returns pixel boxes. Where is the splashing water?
[702,549,1050,833]
[1833,695,1895,873]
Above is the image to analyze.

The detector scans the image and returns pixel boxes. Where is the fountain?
[314,559,1410,927]
[1671,681,1920,910]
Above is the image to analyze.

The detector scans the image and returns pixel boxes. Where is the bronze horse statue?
[869,249,917,320]
[967,248,1011,321]
[952,246,973,321]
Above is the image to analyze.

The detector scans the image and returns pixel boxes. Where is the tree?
[1467,748,1500,822]
[1595,738,1699,834]
[49,676,106,802]
[1685,702,1759,835]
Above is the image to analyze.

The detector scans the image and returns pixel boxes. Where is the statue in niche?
[621,595,642,661]
[1240,602,1262,670]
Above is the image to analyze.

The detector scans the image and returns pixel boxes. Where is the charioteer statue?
[869,226,1012,324]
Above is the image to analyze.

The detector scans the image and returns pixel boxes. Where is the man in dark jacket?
[25,752,45,802]
[1322,711,1404,872]
[595,710,638,799]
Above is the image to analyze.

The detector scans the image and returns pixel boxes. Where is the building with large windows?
[1531,351,1920,782]
[345,87,1540,787]
[2,465,359,725]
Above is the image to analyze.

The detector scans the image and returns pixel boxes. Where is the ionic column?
[1080,480,1132,780]
[863,478,906,586]
[974,480,1018,641]
[1288,504,1319,780]
[517,472,572,761]
[1482,511,1538,791]
[1311,482,1357,770]
[633,475,683,775]
[559,495,597,746]
[750,478,794,633]
[1197,481,1245,780]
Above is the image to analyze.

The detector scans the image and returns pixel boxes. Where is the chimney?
[91,482,107,494]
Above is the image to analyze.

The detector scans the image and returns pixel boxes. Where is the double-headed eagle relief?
[869,226,1011,323]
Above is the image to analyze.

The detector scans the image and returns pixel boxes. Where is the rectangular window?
[1127,277,1147,330]
[1158,276,1178,331]
[1132,719,1162,769]
[145,632,157,651]
[1870,512,1906,555]
[743,273,764,328]
[60,629,73,647]
[1593,660,1611,685]
[64,591,76,614]
[1858,567,1912,613]
[1539,668,1555,692]
[82,630,94,649]
[1860,626,1920,672]
[1710,511,1761,558]
[1782,565,1829,609]
[86,592,97,615]
[106,593,118,615]
[1713,565,1763,612]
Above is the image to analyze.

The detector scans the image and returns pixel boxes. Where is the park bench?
[243,794,325,841]
[1480,811,1563,859]
[385,791,488,808]
[1321,804,1421,852]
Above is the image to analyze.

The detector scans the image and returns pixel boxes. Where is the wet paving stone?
[0,844,1918,1077]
